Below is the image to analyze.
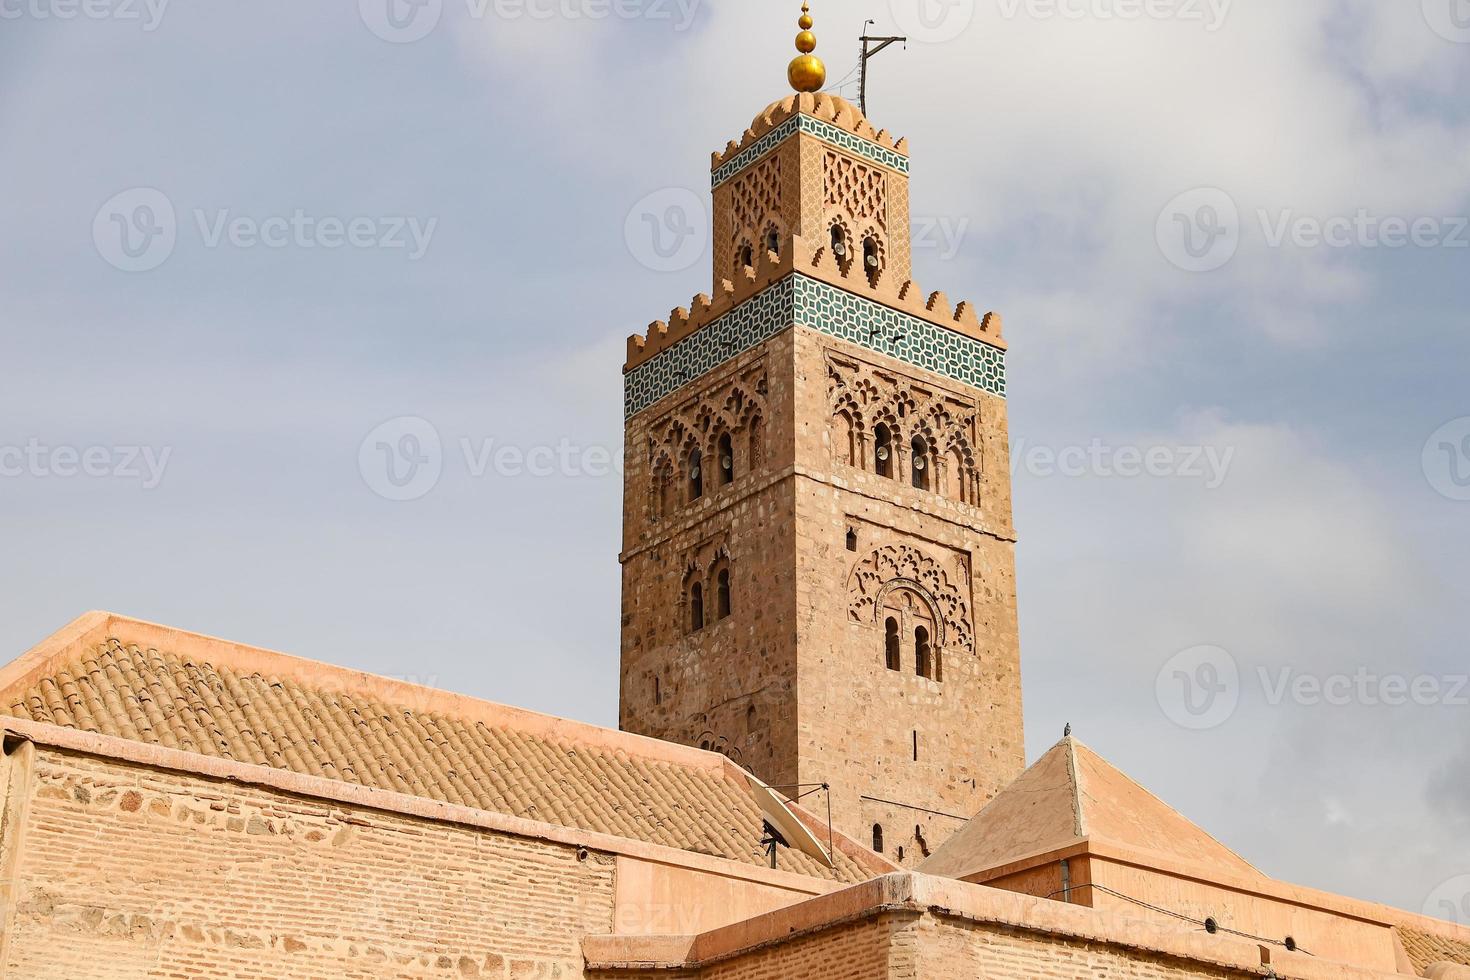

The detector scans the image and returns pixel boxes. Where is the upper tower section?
[711,92,915,295]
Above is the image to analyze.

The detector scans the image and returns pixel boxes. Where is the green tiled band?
[624,275,1005,419]
[711,115,910,188]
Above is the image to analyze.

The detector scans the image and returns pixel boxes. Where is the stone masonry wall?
[912,914,1254,980]
[1,746,616,979]
[792,327,1024,864]
[619,337,802,789]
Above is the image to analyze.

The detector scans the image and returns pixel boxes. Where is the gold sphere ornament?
[788,54,827,92]
[787,3,825,93]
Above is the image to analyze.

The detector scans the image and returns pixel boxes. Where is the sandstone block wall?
[790,327,1024,862]
[0,744,615,979]
[619,337,802,790]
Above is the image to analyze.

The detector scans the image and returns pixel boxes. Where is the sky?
[2,0,1468,920]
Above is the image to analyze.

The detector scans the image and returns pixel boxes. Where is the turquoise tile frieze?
[711,114,910,188]
[624,275,1005,418]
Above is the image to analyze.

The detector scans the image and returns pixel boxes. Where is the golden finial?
[788,2,826,93]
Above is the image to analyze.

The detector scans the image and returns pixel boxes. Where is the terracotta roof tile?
[3,635,872,883]
[1398,926,1470,975]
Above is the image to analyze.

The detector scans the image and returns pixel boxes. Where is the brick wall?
[2,746,616,979]
[587,917,897,980]
[913,915,1252,980]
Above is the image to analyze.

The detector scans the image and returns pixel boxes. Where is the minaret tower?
[618,5,1023,866]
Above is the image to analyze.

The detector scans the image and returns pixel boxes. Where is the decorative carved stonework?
[825,351,983,505]
[644,365,768,522]
[847,543,974,655]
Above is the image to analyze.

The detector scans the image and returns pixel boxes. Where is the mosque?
[1,5,1465,978]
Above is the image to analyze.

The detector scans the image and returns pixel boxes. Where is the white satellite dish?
[747,775,835,869]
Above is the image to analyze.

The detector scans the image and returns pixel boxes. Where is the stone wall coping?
[583,872,1419,980]
[0,714,848,899]
[965,837,1421,931]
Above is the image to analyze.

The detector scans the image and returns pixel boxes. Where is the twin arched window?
[874,424,893,478]
[687,562,733,634]
[881,593,942,683]
[717,432,734,487]
[688,449,703,502]
[689,583,705,632]
[910,436,931,490]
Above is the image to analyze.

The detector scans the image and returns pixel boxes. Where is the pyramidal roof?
[920,736,1260,882]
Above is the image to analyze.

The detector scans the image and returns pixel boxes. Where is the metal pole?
[858,22,907,117]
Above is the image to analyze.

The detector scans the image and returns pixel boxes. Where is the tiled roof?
[0,620,876,883]
[1398,926,1470,975]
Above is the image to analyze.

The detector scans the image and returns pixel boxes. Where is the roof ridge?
[1068,738,1259,874]
[1062,736,1087,839]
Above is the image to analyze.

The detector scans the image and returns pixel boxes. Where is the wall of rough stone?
[912,914,1254,980]
[619,337,802,791]
[1,746,617,979]
[587,916,896,980]
[619,321,1024,866]
[791,327,1025,863]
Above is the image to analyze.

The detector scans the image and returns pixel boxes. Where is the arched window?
[717,568,731,619]
[885,617,901,671]
[948,447,966,502]
[915,625,933,679]
[830,224,851,273]
[717,432,735,487]
[874,424,893,478]
[688,448,703,502]
[746,704,757,732]
[738,243,754,271]
[652,458,674,521]
[765,228,780,257]
[689,582,705,632]
[863,236,882,286]
[846,528,858,552]
[911,436,930,490]
[872,824,884,853]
